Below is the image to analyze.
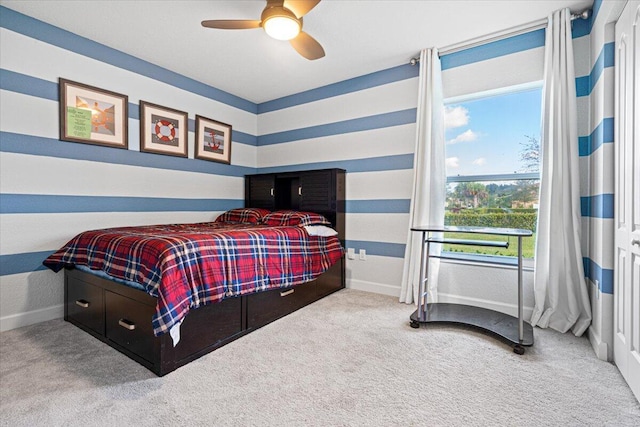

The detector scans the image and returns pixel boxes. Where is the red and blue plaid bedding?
[43,222,343,336]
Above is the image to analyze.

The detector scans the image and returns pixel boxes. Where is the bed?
[43,168,346,376]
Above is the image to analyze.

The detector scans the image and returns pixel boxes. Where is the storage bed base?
[64,260,343,376]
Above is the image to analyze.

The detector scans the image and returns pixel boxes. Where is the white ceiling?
[2,0,593,104]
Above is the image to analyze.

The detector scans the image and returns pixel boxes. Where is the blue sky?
[444,87,542,177]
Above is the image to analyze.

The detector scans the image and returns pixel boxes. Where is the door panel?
[614,0,640,403]
[246,175,275,210]
[300,170,334,211]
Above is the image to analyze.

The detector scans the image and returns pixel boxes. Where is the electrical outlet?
[347,248,356,260]
[359,249,366,260]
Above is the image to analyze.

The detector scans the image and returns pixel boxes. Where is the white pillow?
[303,225,338,237]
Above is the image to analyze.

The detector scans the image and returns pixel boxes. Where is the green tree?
[512,180,539,207]
[456,182,488,208]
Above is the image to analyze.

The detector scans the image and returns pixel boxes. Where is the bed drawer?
[66,278,105,335]
[105,291,156,363]
[173,297,244,362]
[246,282,316,329]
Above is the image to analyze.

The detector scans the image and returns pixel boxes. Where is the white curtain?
[531,8,591,336]
[400,48,445,304]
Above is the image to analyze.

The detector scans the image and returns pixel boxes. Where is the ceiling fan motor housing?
[261,5,302,40]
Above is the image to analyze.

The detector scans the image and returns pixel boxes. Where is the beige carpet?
[1,289,638,426]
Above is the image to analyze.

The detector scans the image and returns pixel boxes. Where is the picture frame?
[139,101,188,157]
[195,115,232,164]
[59,78,128,149]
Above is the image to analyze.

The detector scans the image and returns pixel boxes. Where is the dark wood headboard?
[244,168,345,241]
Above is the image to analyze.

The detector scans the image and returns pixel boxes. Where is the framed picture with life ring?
[194,115,232,164]
[139,101,188,157]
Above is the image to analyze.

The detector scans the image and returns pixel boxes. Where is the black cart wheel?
[513,345,525,355]
[410,320,420,329]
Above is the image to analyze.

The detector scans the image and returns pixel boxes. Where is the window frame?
[442,82,543,266]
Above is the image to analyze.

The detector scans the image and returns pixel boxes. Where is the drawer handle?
[280,289,295,297]
[75,299,90,308]
[118,319,136,331]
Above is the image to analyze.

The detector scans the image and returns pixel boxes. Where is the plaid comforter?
[43,222,343,336]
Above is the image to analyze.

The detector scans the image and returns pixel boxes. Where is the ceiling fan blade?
[283,0,320,18]
[201,20,262,30]
[290,31,325,60]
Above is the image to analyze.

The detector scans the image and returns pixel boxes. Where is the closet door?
[245,174,275,210]
[299,170,335,212]
[613,0,640,403]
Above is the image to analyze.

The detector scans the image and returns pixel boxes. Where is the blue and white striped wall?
[1,2,618,349]
[0,6,259,331]
[254,24,546,311]
[254,3,617,342]
[257,65,418,296]
[576,0,618,361]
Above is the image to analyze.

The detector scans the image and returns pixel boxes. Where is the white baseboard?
[347,279,401,298]
[344,281,534,321]
[0,305,64,333]
[587,326,610,361]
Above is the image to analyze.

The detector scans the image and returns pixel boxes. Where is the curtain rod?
[409,8,591,65]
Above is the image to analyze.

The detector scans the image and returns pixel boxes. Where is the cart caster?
[513,345,525,355]
[410,320,420,329]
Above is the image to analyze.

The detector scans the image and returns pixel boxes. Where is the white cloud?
[445,157,459,168]
[447,129,478,144]
[444,106,469,129]
[472,157,486,166]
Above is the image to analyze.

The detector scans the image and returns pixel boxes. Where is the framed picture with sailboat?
[59,78,128,149]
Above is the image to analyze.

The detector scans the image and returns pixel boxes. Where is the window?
[443,85,542,258]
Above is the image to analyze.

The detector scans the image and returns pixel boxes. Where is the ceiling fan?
[201,0,325,60]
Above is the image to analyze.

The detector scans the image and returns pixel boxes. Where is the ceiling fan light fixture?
[262,8,301,41]
[203,0,324,59]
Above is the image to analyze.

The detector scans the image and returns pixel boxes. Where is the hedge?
[445,212,537,232]
[459,208,538,214]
